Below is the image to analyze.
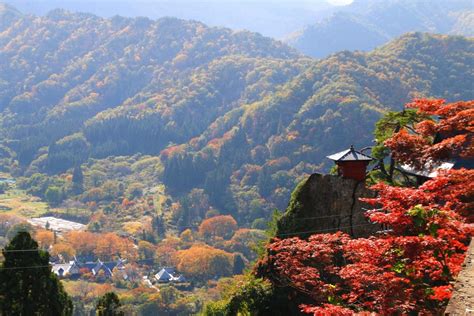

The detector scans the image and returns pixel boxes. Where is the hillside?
[156,33,472,226]
[287,0,473,58]
[0,7,472,229]
[0,7,302,167]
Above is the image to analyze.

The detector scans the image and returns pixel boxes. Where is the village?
[27,216,188,289]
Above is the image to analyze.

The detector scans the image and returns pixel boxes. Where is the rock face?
[276,173,379,239]
[445,239,474,315]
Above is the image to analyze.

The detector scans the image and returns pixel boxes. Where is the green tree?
[233,253,246,275]
[0,182,8,194]
[45,186,63,206]
[96,292,124,316]
[371,109,426,183]
[72,164,84,194]
[0,231,73,315]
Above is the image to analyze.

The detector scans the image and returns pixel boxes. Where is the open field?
[0,188,50,218]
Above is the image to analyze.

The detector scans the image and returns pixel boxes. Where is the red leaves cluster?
[385,99,473,169]
[365,169,474,226]
[256,99,473,315]
[257,224,469,314]
[301,304,355,316]
[256,232,349,303]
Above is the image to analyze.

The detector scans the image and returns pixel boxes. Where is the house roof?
[400,161,455,178]
[155,268,172,281]
[163,267,175,274]
[327,145,373,162]
[52,263,72,276]
[171,275,186,282]
[92,262,113,276]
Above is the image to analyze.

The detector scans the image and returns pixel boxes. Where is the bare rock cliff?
[276,173,379,239]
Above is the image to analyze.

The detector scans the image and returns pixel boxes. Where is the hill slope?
[287,0,473,58]
[0,8,302,167]
[160,32,472,224]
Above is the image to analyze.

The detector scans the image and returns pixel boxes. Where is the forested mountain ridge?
[287,0,473,58]
[0,6,472,228]
[0,6,301,166]
[2,0,339,39]
[162,32,473,224]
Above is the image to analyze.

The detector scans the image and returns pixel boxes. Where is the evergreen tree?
[233,253,246,275]
[96,292,124,316]
[72,164,84,194]
[152,215,166,239]
[45,186,63,206]
[0,231,73,315]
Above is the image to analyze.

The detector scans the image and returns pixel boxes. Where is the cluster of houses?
[51,257,126,278]
[51,258,186,284]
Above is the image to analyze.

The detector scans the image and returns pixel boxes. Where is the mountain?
[0,3,21,30]
[0,7,472,227]
[162,32,472,224]
[2,0,339,39]
[0,8,301,166]
[287,0,474,58]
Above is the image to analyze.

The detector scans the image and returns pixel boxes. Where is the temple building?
[327,145,373,181]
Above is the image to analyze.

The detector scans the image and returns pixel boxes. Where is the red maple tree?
[256,99,473,314]
[385,99,473,169]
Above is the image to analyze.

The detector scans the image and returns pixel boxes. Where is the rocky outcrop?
[445,239,474,315]
[276,173,379,239]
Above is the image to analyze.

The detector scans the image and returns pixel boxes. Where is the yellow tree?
[176,244,233,281]
[35,229,55,249]
[51,243,76,261]
[198,215,238,240]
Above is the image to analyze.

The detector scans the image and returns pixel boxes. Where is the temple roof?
[400,161,455,178]
[326,145,373,162]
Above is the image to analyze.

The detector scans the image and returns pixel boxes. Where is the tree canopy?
[96,292,124,316]
[0,231,73,315]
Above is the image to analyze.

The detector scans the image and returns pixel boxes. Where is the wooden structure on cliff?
[327,145,373,181]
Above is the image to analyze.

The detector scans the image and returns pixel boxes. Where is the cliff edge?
[276,173,379,239]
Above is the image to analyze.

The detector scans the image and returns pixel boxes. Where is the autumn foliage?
[256,99,473,314]
[385,99,473,169]
[176,244,234,281]
[63,231,136,260]
[199,215,238,240]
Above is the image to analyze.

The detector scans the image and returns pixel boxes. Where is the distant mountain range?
[4,0,472,58]
[1,0,339,38]
[0,5,472,224]
[286,0,473,57]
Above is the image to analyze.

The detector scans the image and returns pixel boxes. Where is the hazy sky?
[326,0,353,5]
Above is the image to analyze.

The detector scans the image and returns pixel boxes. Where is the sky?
[326,0,353,5]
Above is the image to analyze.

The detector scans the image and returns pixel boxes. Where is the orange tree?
[199,215,238,240]
[176,244,233,282]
